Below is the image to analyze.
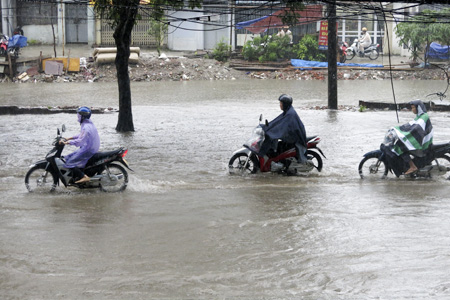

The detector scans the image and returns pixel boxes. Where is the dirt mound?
[2,54,449,83]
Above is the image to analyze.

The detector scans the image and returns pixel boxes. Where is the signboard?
[318,21,338,50]
[318,21,328,50]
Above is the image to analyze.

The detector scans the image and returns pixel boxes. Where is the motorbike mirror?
[265,119,269,126]
[62,124,66,132]
[259,114,263,122]
[57,128,60,135]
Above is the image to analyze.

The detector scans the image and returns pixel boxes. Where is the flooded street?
[1,80,450,299]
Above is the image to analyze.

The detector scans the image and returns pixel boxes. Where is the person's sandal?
[75,176,90,184]
[404,167,418,175]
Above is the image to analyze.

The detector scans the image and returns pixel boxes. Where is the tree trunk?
[327,1,338,110]
[113,1,138,132]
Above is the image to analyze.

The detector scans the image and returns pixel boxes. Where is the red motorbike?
[0,33,8,56]
[339,41,348,63]
[229,115,326,175]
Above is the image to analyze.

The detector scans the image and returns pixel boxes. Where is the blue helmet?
[77,106,91,122]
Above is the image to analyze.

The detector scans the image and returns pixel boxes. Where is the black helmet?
[278,94,293,110]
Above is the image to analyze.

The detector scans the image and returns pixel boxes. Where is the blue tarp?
[291,59,383,69]
[235,15,269,30]
[8,35,27,48]
[427,42,450,59]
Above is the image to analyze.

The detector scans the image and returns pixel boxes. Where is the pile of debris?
[1,50,450,83]
[0,105,117,115]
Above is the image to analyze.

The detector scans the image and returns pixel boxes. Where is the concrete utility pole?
[327,0,338,109]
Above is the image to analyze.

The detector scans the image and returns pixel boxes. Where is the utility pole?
[327,0,338,109]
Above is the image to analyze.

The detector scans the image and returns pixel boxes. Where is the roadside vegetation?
[395,8,450,65]
[240,34,325,63]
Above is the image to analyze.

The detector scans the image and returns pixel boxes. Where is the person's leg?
[403,153,418,175]
[358,44,364,56]
[72,167,90,183]
[71,168,83,181]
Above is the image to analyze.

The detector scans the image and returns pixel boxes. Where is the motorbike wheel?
[339,51,346,63]
[432,155,450,179]
[345,49,355,61]
[25,166,58,192]
[99,163,128,192]
[228,153,258,175]
[358,155,388,179]
[306,150,323,172]
[369,49,379,60]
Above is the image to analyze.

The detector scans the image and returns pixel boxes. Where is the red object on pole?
[237,5,323,34]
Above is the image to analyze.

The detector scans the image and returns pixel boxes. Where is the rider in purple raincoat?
[61,106,100,184]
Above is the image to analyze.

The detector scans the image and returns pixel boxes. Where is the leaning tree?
[93,0,305,132]
[93,0,201,132]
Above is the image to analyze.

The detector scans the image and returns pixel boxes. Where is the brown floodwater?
[1,80,450,299]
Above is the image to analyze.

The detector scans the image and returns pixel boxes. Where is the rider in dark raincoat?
[259,94,308,163]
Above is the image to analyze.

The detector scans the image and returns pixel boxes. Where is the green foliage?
[359,105,367,112]
[242,34,293,62]
[395,8,450,62]
[212,39,232,62]
[277,1,306,26]
[27,39,40,46]
[148,17,168,56]
[93,0,202,28]
[242,36,264,61]
[293,34,326,62]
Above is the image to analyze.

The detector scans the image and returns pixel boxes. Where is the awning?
[235,5,323,34]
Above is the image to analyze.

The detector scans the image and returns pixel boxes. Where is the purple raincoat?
[63,119,100,169]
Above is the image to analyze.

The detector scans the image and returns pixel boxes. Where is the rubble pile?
[247,68,449,81]
[1,55,449,83]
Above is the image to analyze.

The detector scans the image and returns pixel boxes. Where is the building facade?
[1,0,434,56]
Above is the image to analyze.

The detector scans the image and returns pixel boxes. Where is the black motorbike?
[359,128,450,179]
[25,125,132,192]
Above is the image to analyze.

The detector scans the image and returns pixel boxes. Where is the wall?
[167,10,204,51]
[22,25,55,44]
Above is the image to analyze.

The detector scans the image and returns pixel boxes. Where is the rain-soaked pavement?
[1,79,450,299]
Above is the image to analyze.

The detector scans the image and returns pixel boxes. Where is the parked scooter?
[345,38,379,60]
[25,125,132,193]
[338,41,349,63]
[229,115,326,175]
[358,128,450,179]
[7,33,27,58]
[0,33,8,56]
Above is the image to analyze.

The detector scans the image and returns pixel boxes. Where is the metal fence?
[100,11,159,47]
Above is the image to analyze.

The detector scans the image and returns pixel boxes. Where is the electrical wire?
[8,0,450,109]
[379,1,399,123]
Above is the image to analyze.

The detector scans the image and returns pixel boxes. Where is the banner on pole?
[318,21,338,50]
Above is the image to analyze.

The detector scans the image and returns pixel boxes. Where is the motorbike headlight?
[383,129,398,145]
[254,127,264,136]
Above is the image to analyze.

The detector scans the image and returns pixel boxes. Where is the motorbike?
[0,33,8,56]
[345,38,379,61]
[229,115,326,175]
[25,125,133,193]
[338,41,348,63]
[6,34,27,58]
[358,128,450,180]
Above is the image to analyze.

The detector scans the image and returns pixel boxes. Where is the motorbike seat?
[86,148,123,166]
[430,142,450,151]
